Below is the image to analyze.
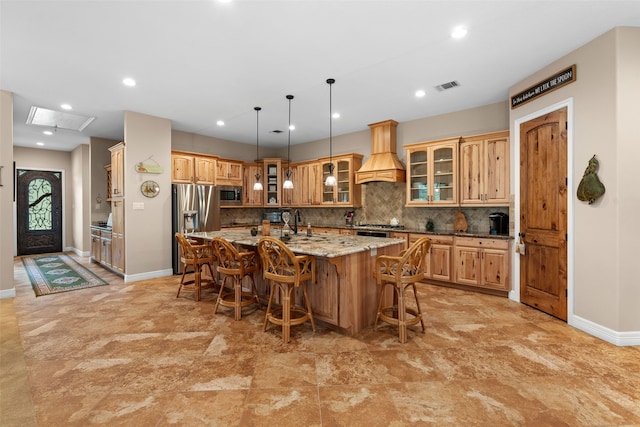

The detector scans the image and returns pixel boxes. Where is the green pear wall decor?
[577,155,605,204]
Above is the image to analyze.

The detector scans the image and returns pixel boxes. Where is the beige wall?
[123,111,172,279]
[0,91,13,296]
[172,130,280,161]
[71,144,91,255]
[13,147,75,251]
[509,27,640,334]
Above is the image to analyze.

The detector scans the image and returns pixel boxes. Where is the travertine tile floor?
[2,253,640,426]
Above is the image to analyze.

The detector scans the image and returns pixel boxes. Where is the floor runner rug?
[22,254,108,297]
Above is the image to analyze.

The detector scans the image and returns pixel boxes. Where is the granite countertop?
[188,230,406,258]
[336,225,513,240]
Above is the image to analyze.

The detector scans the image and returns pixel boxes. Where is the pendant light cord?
[255,106,261,161]
[286,95,293,174]
[327,78,335,176]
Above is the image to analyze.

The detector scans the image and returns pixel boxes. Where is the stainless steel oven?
[218,185,242,206]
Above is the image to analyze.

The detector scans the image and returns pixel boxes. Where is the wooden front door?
[17,169,63,255]
[519,107,568,320]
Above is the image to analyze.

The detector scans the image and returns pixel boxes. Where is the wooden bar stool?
[374,236,431,343]
[257,236,316,343]
[175,233,218,301]
[210,237,261,320]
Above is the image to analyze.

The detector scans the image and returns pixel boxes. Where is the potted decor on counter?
[250,227,258,236]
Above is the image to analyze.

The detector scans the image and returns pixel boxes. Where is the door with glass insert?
[17,169,63,255]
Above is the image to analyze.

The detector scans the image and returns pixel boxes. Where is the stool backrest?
[258,236,313,285]
[377,236,431,285]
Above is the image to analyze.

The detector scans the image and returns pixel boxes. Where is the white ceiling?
[2,0,639,152]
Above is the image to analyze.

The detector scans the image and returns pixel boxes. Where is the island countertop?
[188,230,406,258]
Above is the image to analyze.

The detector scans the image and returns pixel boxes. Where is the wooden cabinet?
[320,154,362,206]
[459,131,510,206]
[242,163,263,206]
[108,142,125,198]
[409,233,453,282]
[91,227,112,268]
[406,138,459,206]
[295,161,322,206]
[108,142,125,275]
[111,200,125,274]
[281,163,296,207]
[454,236,510,291]
[90,228,102,263]
[263,158,282,206]
[390,232,409,251]
[215,159,243,186]
[171,152,215,184]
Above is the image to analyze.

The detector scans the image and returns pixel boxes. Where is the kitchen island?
[189,230,405,335]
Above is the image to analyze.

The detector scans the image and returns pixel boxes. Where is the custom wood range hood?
[355,119,406,184]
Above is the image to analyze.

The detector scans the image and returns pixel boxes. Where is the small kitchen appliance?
[345,211,355,226]
[489,212,509,235]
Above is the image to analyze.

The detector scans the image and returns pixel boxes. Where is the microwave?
[218,185,243,206]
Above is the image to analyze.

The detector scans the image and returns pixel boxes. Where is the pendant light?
[252,106,263,191]
[283,94,294,189]
[324,78,337,187]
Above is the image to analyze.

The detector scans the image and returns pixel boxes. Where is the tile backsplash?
[222,181,509,234]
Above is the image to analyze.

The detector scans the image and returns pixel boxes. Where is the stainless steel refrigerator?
[172,183,221,274]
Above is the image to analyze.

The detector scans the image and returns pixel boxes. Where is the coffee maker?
[489,212,509,235]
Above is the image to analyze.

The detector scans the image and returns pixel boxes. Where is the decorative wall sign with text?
[511,65,576,109]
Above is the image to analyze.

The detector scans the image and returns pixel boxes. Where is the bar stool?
[374,236,431,343]
[257,236,316,343]
[210,237,261,320]
[175,233,218,301]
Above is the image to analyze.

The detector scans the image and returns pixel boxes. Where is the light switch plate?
[132,202,144,210]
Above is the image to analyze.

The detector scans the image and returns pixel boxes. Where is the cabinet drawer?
[455,236,508,250]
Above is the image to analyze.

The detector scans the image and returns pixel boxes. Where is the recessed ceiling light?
[216,120,225,126]
[289,125,295,131]
[451,26,468,39]
[36,142,45,146]
[43,130,53,135]
[122,77,136,87]
[415,89,426,98]
[332,112,340,119]
[218,0,233,3]
[60,103,72,110]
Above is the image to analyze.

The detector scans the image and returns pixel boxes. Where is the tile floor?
[2,253,640,426]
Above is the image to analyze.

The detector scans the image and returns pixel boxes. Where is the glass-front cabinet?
[320,154,362,206]
[263,158,282,206]
[406,138,459,206]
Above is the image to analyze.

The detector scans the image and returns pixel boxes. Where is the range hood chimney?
[355,119,406,184]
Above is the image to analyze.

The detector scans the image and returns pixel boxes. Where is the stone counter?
[189,230,406,258]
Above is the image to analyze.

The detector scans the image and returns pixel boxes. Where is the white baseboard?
[66,247,89,257]
[124,268,174,283]
[570,315,640,347]
[0,287,16,299]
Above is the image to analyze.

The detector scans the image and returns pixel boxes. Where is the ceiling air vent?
[26,106,95,132]
[270,129,284,134]
[434,80,460,92]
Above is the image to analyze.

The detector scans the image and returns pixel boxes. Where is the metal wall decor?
[577,154,605,204]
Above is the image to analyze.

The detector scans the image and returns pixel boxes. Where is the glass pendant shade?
[283,177,294,189]
[325,173,336,187]
[253,180,263,191]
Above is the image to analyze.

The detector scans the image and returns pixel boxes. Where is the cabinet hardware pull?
[0,165,3,186]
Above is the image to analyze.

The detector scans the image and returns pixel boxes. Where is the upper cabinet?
[215,159,243,186]
[108,142,125,198]
[459,131,510,206]
[281,162,296,207]
[405,137,459,206]
[242,162,264,206]
[295,161,322,206]
[320,154,362,206]
[171,152,215,185]
[263,158,282,206]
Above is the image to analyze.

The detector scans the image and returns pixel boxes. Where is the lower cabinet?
[454,236,510,291]
[90,227,113,270]
[409,233,453,282]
